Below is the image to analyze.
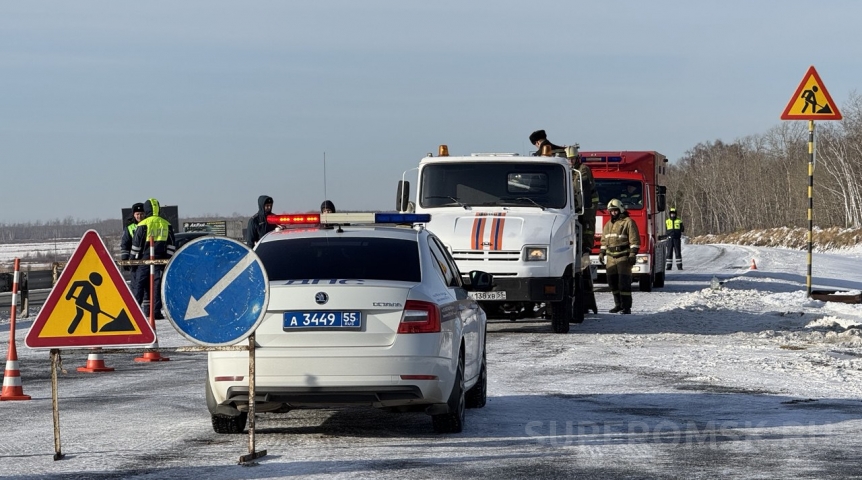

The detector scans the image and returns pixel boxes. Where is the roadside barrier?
[1,258,31,401]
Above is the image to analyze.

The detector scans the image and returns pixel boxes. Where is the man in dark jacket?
[120,202,146,300]
[131,198,176,319]
[121,203,145,269]
[529,129,565,156]
[246,195,276,248]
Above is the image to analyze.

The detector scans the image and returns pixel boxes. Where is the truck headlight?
[525,247,547,261]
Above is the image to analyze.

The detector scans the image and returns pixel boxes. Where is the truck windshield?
[595,180,644,210]
[419,162,567,209]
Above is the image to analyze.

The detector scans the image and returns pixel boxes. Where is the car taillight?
[398,300,441,334]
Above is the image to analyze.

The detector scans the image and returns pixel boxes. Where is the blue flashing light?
[374,213,431,223]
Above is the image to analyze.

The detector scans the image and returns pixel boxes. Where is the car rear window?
[256,237,421,282]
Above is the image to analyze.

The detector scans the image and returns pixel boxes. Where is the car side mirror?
[656,185,667,212]
[467,270,493,292]
[396,180,410,212]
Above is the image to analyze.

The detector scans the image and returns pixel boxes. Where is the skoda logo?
[315,292,329,305]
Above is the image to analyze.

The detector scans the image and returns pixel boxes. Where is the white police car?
[206,212,492,434]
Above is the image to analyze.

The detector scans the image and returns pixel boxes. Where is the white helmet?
[607,198,626,213]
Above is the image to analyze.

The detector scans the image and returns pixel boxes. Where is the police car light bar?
[267,212,430,226]
[267,214,320,225]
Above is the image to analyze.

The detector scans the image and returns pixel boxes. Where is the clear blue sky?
[2,1,860,224]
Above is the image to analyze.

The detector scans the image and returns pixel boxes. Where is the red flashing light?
[267,213,321,225]
[397,300,441,334]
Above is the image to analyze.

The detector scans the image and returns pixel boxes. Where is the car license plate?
[469,291,507,300]
[283,311,362,330]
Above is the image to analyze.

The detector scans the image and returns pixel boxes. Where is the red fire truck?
[580,151,669,292]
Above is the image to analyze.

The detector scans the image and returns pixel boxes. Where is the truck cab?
[398,146,591,333]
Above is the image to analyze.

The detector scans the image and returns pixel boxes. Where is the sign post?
[780,66,843,297]
[162,236,269,463]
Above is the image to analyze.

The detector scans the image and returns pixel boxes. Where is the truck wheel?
[654,270,665,288]
[572,273,586,324]
[550,276,573,333]
[638,273,653,292]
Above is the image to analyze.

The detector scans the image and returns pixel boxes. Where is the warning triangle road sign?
[781,66,842,121]
[25,230,156,349]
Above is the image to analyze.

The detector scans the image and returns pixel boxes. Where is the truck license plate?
[469,291,507,300]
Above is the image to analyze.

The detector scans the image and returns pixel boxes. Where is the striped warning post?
[1,258,31,401]
[134,237,169,362]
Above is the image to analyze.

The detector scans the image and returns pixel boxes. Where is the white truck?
[397,145,594,333]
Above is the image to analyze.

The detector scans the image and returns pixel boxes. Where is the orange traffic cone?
[134,349,170,362]
[77,348,115,373]
[750,259,757,270]
[1,258,30,401]
[1,344,31,401]
[134,340,169,362]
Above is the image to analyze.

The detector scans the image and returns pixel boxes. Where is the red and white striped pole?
[135,235,168,362]
[1,258,31,401]
[149,235,155,323]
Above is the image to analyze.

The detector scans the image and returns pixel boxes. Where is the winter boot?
[677,262,683,271]
[620,295,632,314]
[608,293,623,313]
[666,263,672,270]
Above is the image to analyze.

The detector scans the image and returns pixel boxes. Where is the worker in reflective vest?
[665,207,685,270]
[131,198,176,319]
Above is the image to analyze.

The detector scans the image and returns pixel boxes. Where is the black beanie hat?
[529,129,547,144]
[132,202,145,213]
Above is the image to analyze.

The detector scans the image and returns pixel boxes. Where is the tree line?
[666,92,862,236]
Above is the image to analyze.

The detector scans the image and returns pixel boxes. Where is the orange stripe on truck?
[490,213,506,250]
[471,213,487,250]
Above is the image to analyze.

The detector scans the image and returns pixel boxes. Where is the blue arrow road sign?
[162,237,268,346]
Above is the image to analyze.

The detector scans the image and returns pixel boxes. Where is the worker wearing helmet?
[566,144,598,254]
[666,207,685,270]
[599,198,640,314]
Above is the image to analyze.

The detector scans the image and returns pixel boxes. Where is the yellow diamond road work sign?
[781,66,842,120]
[25,230,156,349]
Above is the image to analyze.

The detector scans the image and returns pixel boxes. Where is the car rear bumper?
[221,384,426,412]
[207,351,454,413]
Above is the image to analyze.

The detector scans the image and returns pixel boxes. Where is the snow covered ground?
[2,242,862,478]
